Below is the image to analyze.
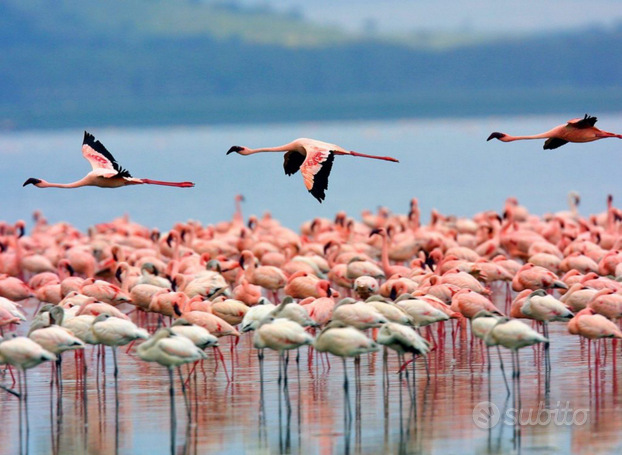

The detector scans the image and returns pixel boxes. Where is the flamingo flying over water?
[23,131,195,189]
[487,114,622,149]
[226,138,399,202]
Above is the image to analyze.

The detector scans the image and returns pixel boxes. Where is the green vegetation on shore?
[1,0,621,130]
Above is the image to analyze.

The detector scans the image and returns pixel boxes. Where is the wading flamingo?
[23,131,194,189]
[138,328,207,453]
[226,138,398,202]
[487,115,622,150]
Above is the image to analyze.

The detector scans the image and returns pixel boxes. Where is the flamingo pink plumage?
[487,115,622,149]
[23,131,194,189]
[226,138,398,202]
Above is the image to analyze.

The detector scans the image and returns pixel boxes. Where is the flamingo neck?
[499,132,551,142]
[242,142,298,155]
[37,179,89,188]
[379,234,391,276]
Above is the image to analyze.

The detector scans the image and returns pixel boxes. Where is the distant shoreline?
[1,87,621,132]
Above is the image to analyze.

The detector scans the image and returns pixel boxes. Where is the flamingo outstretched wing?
[567,114,597,129]
[300,150,335,203]
[283,151,305,176]
[82,131,132,178]
[543,138,569,150]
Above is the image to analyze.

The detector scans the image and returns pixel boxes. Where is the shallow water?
[1,113,621,231]
[1,290,622,455]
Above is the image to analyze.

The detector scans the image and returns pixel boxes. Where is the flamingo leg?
[497,346,510,396]
[168,368,177,454]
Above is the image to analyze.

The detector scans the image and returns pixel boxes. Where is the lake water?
[1,112,621,231]
[1,114,622,454]
[1,290,621,455]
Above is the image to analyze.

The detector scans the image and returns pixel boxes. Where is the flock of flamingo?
[4,114,622,451]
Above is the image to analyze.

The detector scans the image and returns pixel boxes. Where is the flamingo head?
[369,228,385,238]
[487,132,507,142]
[226,146,248,155]
[23,178,43,187]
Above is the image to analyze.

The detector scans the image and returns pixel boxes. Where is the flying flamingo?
[226,138,398,202]
[487,115,622,149]
[23,131,194,189]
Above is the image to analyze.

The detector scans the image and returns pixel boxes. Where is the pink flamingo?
[23,131,194,189]
[369,228,412,277]
[487,114,622,149]
[226,138,398,202]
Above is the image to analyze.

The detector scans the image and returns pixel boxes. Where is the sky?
[244,0,622,34]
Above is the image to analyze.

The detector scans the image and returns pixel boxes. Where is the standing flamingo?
[0,336,56,449]
[226,138,398,202]
[138,328,207,453]
[487,115,622,149]
[23,131,194,189]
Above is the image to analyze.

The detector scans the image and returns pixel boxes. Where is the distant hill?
[1,0,621,129]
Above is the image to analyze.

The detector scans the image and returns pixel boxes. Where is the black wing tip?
[487,132,506,141]
[83,131,95,145]
[584,114,598,125]
[308,152,335,203]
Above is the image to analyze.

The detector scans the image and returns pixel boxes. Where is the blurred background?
[1,0,621,229]
[2,0,622,129]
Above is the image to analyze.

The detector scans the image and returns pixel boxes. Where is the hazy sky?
[251,0,622,34]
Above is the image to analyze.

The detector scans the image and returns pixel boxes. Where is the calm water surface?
[1,114,622,454]
[0,113,621,230]
[0,290,621,455]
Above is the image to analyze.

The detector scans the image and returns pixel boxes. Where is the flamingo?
[332,298,388,330]
[138,328,207,453]
[226,138,398,202]
[0,336,56,437]
[471,310,511,395]
[253,316,314,384]
[240,300,277,333]
[521,289,574,371]
[29,306,84,389]
[364,296,413,325]
[170,319,219,350]
[377,322,430,384]
[23,131,194,189]
[487,115,622,149]
[314,320,379,391]
[91,314,149,379]
[568,307,622,340]
[353,276,379,300]
[484,318,548,406]
[270,296,317,328]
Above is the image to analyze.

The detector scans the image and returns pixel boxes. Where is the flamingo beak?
[369,228,381,237]
[487,132,506,141]
[23,178,42,187]
[227,146,243,155]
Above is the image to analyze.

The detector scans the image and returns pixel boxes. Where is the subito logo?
[472,401,500,429]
